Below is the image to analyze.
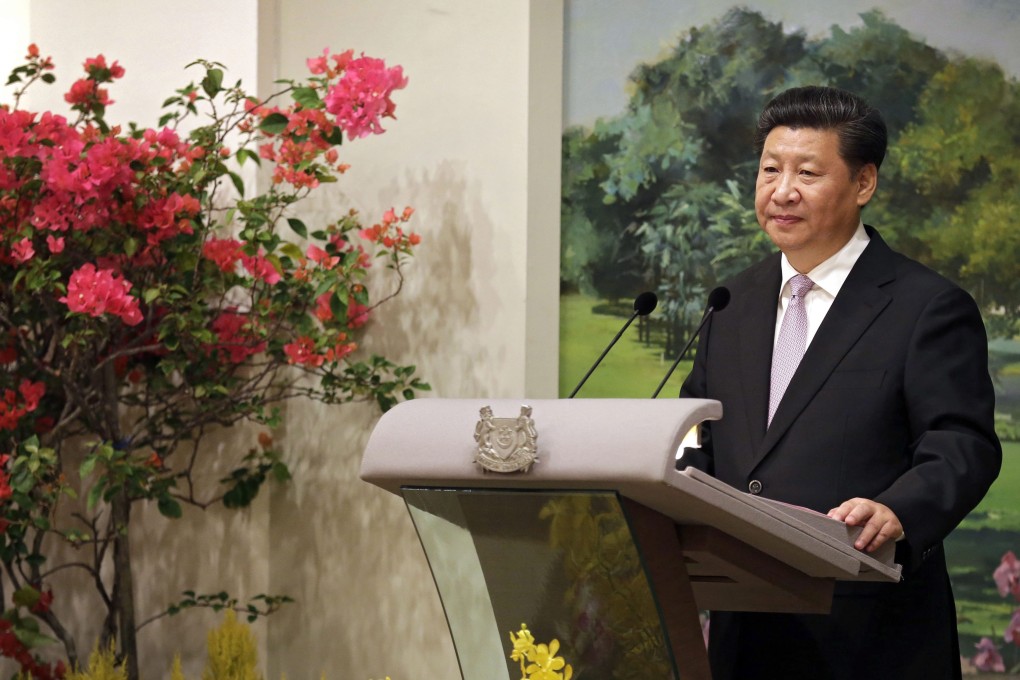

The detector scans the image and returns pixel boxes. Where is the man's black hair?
[754,86,888,173]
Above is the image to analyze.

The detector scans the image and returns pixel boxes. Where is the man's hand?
[827,498,904,553]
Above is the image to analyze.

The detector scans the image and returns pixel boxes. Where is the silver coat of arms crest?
[474,405,538,473]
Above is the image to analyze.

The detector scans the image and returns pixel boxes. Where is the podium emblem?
[474,405,538,473]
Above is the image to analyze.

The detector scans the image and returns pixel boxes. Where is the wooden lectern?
[361,399,900,680]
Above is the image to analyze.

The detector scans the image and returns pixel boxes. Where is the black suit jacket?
[679,227,1001,679]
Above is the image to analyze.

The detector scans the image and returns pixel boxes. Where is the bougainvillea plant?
[0,44,426,679]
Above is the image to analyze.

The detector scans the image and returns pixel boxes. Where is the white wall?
[1,0,561,678]
[0,0,29,83]
[267,1,561,676]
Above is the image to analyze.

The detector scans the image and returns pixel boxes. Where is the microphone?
[568,291,658,398]
[651,287,730,398]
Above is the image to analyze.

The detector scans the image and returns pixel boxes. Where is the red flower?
[64,79,111,107]
[0,465,12,502]
[324,54,407,139]
[314,292,334,322]
[18,380,45,411]
[58,263,144,326]
[306,244,339,269]
[0,330,18,364]
[11,238,34,263]
[203,238,245,273]
[30,589,54,615]
[241,253,282,285]
[283,337,324,367]
[347,299,370,329]
[211,311,266,364]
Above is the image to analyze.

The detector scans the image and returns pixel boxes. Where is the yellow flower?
[508,624,573,680]
[524,639,573,680]
[508,623,536,663]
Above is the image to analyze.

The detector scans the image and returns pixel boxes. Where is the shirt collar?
[779,222,870,299]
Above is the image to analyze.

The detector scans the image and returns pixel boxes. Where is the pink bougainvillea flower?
[994,551,1020,600]
[306,244,339,269]
[324,54,407,139]
[46,235,65,254]
[283,336,324,367]
[58,263,143,326]
[211,311,266,364]
[306,48,329,75]
[11,238,34,263]
[82,54,125,80]
[347,299,370,329]
[18,380,45,412]
[314,292,334,322]
[0,466,11,502]
[324,341,356,363]
[972,637,1006,672]
[241,253,282,285]
[64,78,112,107]
[202,238,245,273]
[64,78,96,105]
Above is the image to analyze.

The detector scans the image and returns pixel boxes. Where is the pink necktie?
[768,274,814,427]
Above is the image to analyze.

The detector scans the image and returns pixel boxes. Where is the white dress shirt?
[774,223,870,348]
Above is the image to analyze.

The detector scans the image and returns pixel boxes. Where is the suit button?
[748,480,763,495]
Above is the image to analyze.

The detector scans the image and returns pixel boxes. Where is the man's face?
[755,126,877,272]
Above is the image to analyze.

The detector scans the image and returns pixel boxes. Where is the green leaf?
[143,287,161,304]
[12,586,40,609]
[286,218,308,238]
[280,243,304,261]
[41,73,56,84]
[201,68,224,98]
[259,113,289,135]
[235,148,261,167]
[291,87,322,109]
[12,627,56,650]
[86,483,104,510]
[271,461,291,482]
[158,497,183,519]
[324,125,344,146]
[228,170,245,196]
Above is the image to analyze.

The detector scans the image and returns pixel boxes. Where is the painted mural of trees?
[561,7,1020,347]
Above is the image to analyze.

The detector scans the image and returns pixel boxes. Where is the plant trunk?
[112,490,139,680]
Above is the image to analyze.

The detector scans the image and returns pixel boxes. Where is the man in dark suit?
[679,86,1001,679]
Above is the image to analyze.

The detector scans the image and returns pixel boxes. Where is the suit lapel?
[737,257,781,460]
[752,229,897,469]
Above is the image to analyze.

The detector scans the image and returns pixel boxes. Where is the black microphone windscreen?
[707,286,730,312]
[633,291,658,316]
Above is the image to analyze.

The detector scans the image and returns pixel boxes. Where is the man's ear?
[856,163,878,207]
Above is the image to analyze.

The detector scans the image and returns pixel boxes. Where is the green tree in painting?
[890,59,1020,335]
[561,7,1020,349]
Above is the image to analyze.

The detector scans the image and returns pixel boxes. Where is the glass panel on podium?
[403,488,680,680]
